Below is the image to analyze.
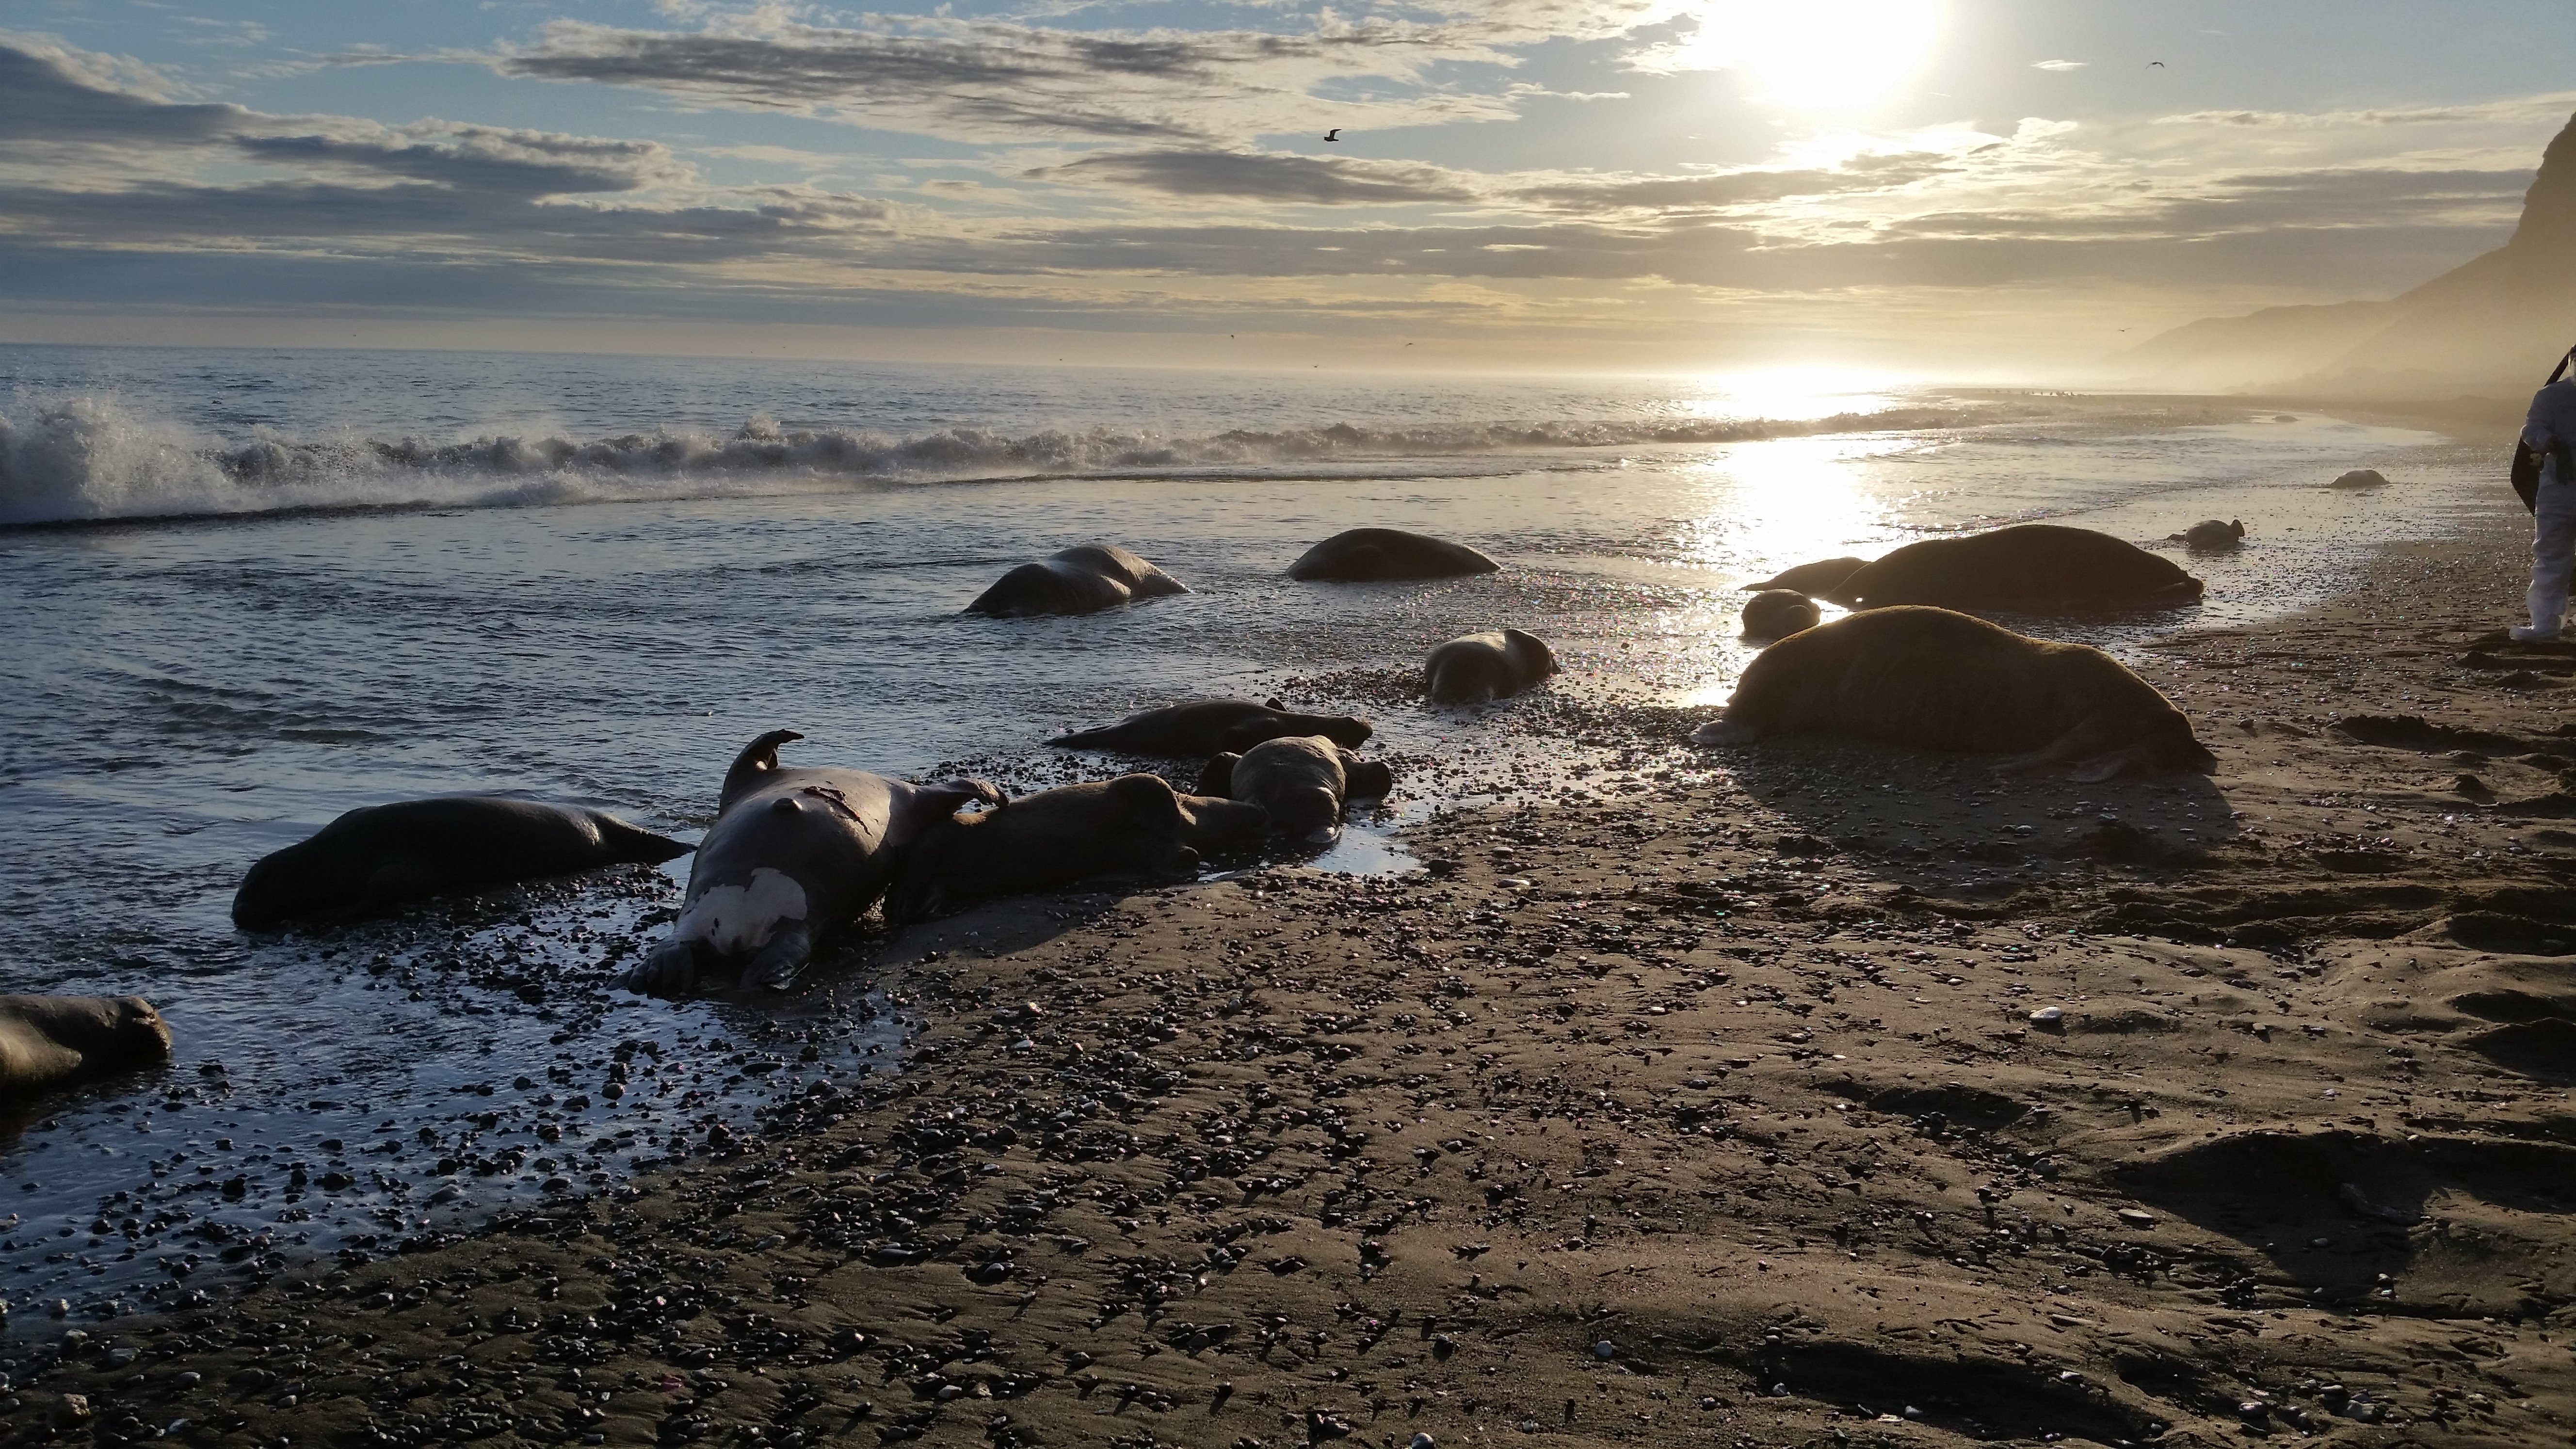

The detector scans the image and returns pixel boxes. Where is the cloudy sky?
[1,0,2570,372]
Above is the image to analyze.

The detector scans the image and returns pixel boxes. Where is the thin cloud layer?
[1,12,2565,357]
[1033,150,1487,205]
[498,16,1521,145]
[0,37,893,272]
[1033,146,1961,215]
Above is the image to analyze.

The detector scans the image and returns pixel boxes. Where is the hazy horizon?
[4,1,2573,376]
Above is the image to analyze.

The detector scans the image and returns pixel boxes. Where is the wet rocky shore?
[9,520,2576,1449]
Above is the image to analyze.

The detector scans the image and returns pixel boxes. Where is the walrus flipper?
[1197,753,1241,797]
[741,921,813,993]
[722,729,807,804]
[929,778,1006,811]
[622,938,706,998]
[1689,717,1761,747]
[1344,758,1395,800]
[599,818,695,865]
[1993,709,2158,782]
[353,856,450,918]
[897,778,1005,840]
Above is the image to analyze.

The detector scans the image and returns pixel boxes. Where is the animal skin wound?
[676,868,809,953]
[799,783,863,822]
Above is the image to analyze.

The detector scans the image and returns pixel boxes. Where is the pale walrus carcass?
[623,731,1000,995]
[1198,735,1395,846]
[882,774,1268,923]
[1740,589,1821,643]
[2169,519,2245,551]
[1,996,172,1101]
[1826,524,2202,611]
[1288,528,1499,582]
[1048,698,1371,756]
[1690,606,2216,781]
[964,545,1187,617]
[233,797,692,929]
[1424,628,1558,705]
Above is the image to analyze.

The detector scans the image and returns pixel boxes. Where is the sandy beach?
[11,499,2576,1449]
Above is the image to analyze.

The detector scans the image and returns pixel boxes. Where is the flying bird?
[2148,60,2165,67]
[1324,129,1341,142]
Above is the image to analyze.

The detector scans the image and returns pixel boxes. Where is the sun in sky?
[1677,0,1945,109]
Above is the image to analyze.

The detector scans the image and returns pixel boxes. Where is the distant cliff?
[2119,111,2576,396]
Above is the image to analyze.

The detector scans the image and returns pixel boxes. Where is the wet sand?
[12,511,2576,1448]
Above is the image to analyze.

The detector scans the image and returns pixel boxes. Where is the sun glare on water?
[1683,366,1909,423]
[1690,0,1943,109]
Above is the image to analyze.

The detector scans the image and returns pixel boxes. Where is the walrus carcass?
[1744,556,1867,596]
[1424,628,1557,705]
[1,996,172,1100]
[1048,698,1371,756]
[233,797,691,929]
[882,774,1266,923]
[623,732,1000,994]
[1198,735,1394,845]
[1739,589,1821,643]
[1288,528,1499,582]
[1827,524,2201,611]
[964,545,1187,617]
[1690,606,2215,781]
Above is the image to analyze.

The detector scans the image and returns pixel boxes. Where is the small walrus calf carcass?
[233,797,692,929]
[1,996,172,1100]
[2170,519,2245,551]
[964,545,1187,617]
[1740,589,1821,644]
[1425,628,1558,705]
[624,731,1000,995]
[883,774,1267,923]
[1288,527,1500,582]
[1828,524,2202,611]
[1198,735,1395,846]
[1689,607,2216,781]
[1048,697,1371,756]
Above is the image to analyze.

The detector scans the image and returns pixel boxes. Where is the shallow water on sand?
[0,347,2498,1332]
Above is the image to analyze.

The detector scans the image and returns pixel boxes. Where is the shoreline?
[0,397,2474,1339]
[13,503,2576,1447]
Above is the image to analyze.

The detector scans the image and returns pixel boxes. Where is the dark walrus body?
[1288,528,1499,582]
[0,996,172,1101]
[1048,698,1372,756]
[625,731,1000,994]
[884,774,1267,923]
[1424,628,1558,705]
[1828,525,2202,611]
[232,796,691,929]
[1197,734,1395,845]
[965,545,1187,617]
[1692,606,2215,781]
[2171,519,2245,551]
[1745,556,1868,596]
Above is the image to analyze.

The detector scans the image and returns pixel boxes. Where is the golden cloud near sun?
[1665,0,1943,109]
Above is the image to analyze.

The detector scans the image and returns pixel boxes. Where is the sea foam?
[0,394,2009,528]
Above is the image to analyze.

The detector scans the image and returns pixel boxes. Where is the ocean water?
[0,343,2500,1332]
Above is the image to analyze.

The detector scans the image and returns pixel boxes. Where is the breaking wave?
[0,393,2017,528]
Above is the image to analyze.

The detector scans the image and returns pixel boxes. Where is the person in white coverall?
[2516,371,2576,641]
